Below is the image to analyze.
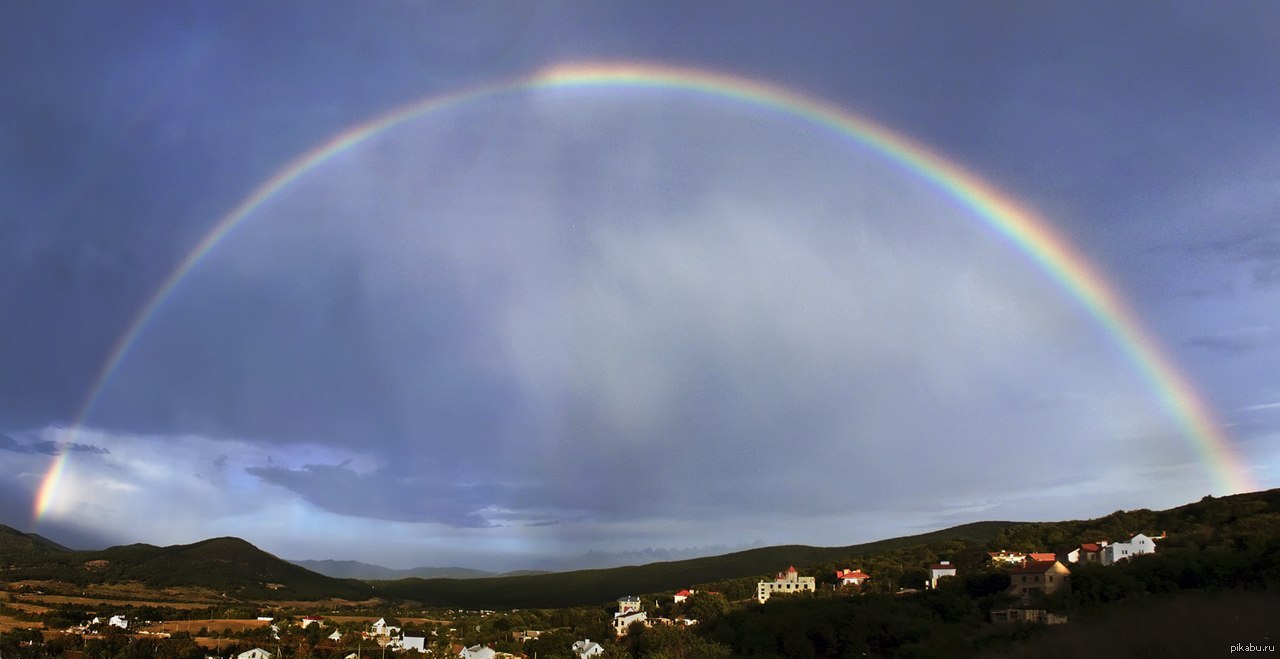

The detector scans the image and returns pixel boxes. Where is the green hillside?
[372,520,1017,608]
[0,530,373,601]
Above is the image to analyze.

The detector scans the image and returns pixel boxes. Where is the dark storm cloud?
[245,463,503,528]
[0,434,107,455]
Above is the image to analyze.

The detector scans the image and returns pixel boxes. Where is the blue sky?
[3,2,1278,571]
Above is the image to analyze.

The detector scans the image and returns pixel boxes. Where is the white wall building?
[459,645,495,659]
[1101,534,1156,565]
[928,561,957,589]
[572,639,605,658]
[757,566,816,603]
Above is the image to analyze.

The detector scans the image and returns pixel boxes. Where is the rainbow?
[34,62,1256,520]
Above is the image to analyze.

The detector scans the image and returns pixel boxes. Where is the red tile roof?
[836,569,870,580]
[1027,553,1056,562]
[1080,543,1102,552]
[787,566,797,573]
[929,563,956,571]
[674,590,692,597]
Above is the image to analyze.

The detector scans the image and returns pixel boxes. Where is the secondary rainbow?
[34,62,1255,520]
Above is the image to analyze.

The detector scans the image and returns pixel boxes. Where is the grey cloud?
[0,434,58,455]
[245,463,501,528]
[0,434,106,456]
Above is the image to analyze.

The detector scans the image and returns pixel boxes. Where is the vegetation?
[1,488,1278,656]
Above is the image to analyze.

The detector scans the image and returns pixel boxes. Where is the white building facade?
[756,566,816,603]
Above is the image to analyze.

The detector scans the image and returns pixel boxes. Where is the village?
[13,532,1164,659]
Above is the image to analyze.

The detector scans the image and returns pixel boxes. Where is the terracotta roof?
[836,569,870,580]
[929,563,956,571]
[674,590,692,597]
[1027,553,1057,562]
[1080,543,1102,552]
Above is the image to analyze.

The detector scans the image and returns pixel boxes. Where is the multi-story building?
[756,566,815,603]
[1007,560,1071,603]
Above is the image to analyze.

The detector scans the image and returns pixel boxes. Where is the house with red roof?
[1026,552,1057,563]
[927,561,957,589]
[835,569,870,587]
[1066,541,1107,564]
[673,589,694,604]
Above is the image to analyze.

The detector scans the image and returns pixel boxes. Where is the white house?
[459,645,495,659]
[757,566,816,603]
[928,561,957,589]
[613,610,647,636]
[328,630,343,642]
[572,639,605,658]
[673,589,694,604]
[370,617,400,637]
[403,636,426,653]
[1101,534,1156,565]
[237,650,273,659]
[108,615,128,629]
[300,615,324,629]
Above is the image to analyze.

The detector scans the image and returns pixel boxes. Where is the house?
[1026,552,1057,563]
[1101,534,1156,565]
[756,566,816,603]
[512,630,542,642]
[673,589,694,603]
[927,561,957,589]
[572,638,605,658]
[371,617,400,637]
[237,650,273,659]
[403,635,427,653]
[613,610,647,636]
[987,551,1026,566]
[1066,542,1107,564]
[300,615,324,629]
[108,615,128,629]
[617,596,642,614]
[459,644,495,659]
[835,569,870,587]
[1007,561,1071,603]
[328,630,343,642]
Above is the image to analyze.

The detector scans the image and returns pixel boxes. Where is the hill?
[0,531,373,601]
[372,520,1017,608]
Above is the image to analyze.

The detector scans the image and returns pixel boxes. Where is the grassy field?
[138,618,271,635]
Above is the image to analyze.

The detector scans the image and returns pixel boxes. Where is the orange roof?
[836,569,870,579]
[674,590,692,597]
[1080,543,1102,552]
[929,563,956,571]
[1027,553,1056,562]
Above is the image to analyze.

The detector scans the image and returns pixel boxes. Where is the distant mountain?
[0,531,373,601]
[290,559,500,580]
[372,520,1016,609]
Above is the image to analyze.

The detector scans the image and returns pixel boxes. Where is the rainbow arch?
[34,62,1256,520]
